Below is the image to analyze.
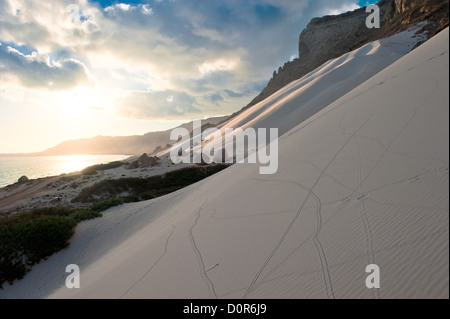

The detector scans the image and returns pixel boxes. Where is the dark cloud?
[0,0,370,118]
[0,43,94,90]
[224,89,248,98]
[205,93,224,105]
[178,71,236,95]
[117,90,201,120]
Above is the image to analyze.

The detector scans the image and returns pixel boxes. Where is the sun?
[59,155,94,174]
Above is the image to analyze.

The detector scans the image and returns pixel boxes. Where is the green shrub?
[18,217,77,264]
[90,198,125,212]
[73,164,229,203]
[81,161,124,175]
[0,207,102,288]
[0,164,230,288]
[70,210,103,223]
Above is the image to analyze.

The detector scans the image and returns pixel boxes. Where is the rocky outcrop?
[395,0,414,13]
[297,1,392,73]
[18,176,29,183]
[129,153,158,169]
[239,0,448,113]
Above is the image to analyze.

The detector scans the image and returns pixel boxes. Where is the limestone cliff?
[237,0,448,114]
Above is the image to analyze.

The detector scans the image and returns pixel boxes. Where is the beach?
[0,155,194,216]
[0,155,131,189]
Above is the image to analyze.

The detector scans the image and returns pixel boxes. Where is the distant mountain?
[0,116,228,157]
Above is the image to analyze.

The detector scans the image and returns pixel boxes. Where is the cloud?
[0,0,366,118]
[105,3,132,13]
[116,90,201,120]
[199,58,240,75]
[204,93,224,106]
[104,3,154,16]
[322,3,361,16]
[141,4,153,16]
[224,89,247,98]
[0,42,95,90]
[178,71,236,95]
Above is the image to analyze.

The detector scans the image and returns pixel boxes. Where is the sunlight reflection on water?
[0,155,130,188]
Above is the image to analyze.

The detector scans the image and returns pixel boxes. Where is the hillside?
[0,116,228,157]
[215,25,428,139]
[240,0,449,112]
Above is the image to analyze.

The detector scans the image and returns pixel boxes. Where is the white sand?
[1,28,448,299]
[218,24,429,137]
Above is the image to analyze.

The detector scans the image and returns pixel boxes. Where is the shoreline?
[0,154,194,217]
[0,154,133,189]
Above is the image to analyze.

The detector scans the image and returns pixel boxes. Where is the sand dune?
[1,28,448,299]
[218,25,428,137]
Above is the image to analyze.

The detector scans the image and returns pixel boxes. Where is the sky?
[0,0,378,153]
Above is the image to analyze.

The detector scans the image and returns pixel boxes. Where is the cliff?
[238,0,449,113]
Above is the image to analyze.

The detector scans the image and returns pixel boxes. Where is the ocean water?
[0,155,130,188]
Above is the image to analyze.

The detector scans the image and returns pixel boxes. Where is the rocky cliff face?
[239,0,448,113]
[298,1,392,73]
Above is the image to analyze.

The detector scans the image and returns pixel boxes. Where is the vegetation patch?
[73,164,230,204]
[81,161,125,175]
[0,164,230,288]
[89,198,126,212]
[0,207,102,288]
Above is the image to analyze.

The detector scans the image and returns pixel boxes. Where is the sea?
[0,155,130,189]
